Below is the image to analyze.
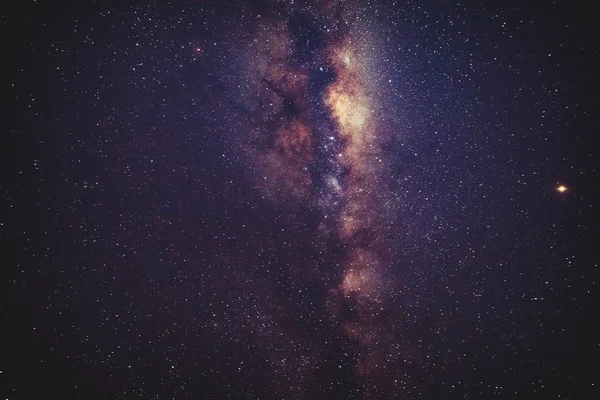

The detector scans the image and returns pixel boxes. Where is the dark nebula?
[4,0,599,399]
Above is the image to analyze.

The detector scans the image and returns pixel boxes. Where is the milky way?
[234,2,406,387]
[6,0,599,399]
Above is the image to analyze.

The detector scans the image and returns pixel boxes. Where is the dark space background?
[3,0,599,399]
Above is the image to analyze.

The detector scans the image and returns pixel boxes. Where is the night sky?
[4,0,600,399]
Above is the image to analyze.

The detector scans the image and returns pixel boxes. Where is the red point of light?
[556,185,568,193]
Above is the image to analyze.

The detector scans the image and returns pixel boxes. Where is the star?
[556,184,568,193]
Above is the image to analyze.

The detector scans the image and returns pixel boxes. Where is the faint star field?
[4,1,599,399]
